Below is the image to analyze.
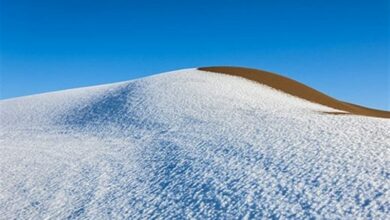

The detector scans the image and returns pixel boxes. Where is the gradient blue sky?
[1,0,389,109]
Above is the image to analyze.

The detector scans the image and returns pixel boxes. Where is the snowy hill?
[0,68,389,219]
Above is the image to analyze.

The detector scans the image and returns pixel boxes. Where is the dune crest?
[199,66,390,118]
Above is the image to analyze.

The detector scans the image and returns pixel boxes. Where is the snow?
[0,69,389,219]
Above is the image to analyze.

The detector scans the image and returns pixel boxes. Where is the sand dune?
[1,69,389,219]
[199,66,390,118]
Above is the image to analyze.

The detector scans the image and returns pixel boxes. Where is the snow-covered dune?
[0,68,389,219]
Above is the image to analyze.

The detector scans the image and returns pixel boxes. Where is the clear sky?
[1,0,389,109]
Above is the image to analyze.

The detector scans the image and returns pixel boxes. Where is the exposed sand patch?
[199,66,390,119]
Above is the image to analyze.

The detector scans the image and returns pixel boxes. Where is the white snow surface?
[0,69,389,219]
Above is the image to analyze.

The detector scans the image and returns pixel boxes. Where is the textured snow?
[0,69,389,219]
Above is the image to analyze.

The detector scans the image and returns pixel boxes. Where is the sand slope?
[199,66,390,118]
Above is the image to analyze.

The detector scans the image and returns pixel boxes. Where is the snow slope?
[0,69,389,219]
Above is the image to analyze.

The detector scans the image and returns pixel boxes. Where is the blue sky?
[1,0,389,109]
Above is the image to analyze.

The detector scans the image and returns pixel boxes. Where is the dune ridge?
[199,66,390,119]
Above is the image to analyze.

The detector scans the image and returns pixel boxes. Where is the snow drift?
[0,68,389,219]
